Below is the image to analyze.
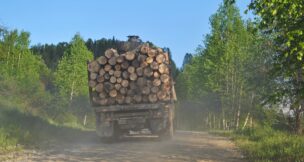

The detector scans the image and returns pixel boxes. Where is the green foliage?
[234,128,304,162]
[55,34,93,102]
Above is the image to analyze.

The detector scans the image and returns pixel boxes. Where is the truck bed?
[94,103,169,112]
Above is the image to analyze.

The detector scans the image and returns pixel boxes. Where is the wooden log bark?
[88,61,100,72]
[97,56,107,65]
[151,86,159,93]
[88,80,97,88]
[156,54,165,64]
[115,64,121,71]
[109,89,118,98]
[128,66,135,73]
[116,55,124,63]
[153,71,160,78]
[125,51,136,61]
[147,49,157,58]
[134,95,142,103]
[138,55,147,62]
[132,59,140,67]
[108,57,117,65]
[153,79,161,87]
[158,63,169,74]
[114,70,121,77]
[99,92,107,99]
[119,87,127,95]
[114,83,121,90]
[140,61,148,68]
[140,43,149,54]
[104,82,114,93]
[160,74,170,83]
[136,67,143,76]
[125,96,132,104]
[97,75,105,83]
[129,73,138,81]
[116,77,122,83]
[157,90,166,100]
[90,73,98,80]
[109,69,115,76]
[122,71,129,79]
[121,80,129,88]
[142,87,150,95]
[104,73,110,80]
[110,76,116,83]
[99,69,106,76]
[144,67,153,77]
[121,61,129,69]
[150,61,159,70]
[136,77,147,87]
[99,99,108,106]
[95,83,104,92]
[105,49,117,59]
[104,64,112,72]
[146,57,154,64]
[116,95,125,104]
[148,94,158,103]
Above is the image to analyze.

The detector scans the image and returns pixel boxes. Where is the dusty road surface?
[5,131,245,162]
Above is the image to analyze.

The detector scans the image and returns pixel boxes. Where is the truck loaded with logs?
[87,36,176,139]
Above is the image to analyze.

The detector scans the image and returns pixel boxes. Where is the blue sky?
[0,0,252,67]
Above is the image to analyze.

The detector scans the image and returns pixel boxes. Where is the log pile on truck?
[88,43,174,106]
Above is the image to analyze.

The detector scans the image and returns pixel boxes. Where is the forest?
[0,0,303,161]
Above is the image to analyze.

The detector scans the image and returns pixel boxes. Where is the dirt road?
[5,131,245,162]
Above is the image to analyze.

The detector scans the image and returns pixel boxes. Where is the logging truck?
[87,36,176,139]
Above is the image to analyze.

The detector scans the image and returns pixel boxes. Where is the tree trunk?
[242,112,250,130]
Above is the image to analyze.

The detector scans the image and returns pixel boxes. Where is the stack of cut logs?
[88,43,172,106]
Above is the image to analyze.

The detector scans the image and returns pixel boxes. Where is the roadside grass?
[210,128,304,162]
[0,97,93,153]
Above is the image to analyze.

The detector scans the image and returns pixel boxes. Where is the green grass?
[211,128,304,162]
[0,96,93,153]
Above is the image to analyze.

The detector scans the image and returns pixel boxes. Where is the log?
[160,74,170,83]
[121,61,129,69]
[109,69,115,76]
[104,82,114,93]
[90,72,98,80]
[116,77,122,83]
[115,83,121,90]
[125,96,132,104]
[116,95,125,104]
[134,95,142,103]
[138,55,147,62]
[114,70,121,77]
[109,89,118,98]
[116,55,124,63]
[104,73,110,80]
[144,67,153,77]
[88,61,100,72]
[119,87,127,95]
[148,94,158,103]
[142,87,150,95]
[150,61,159,70]
[108,57,117,65]
[146,57,154,64]
[136,67,143,76]
[158,63,169,74]
[122,71,129,79]
[108,97,116,105]
[140,43,149,54]
[99,92,107,99]
[142,95,149,102]
[140,61,148,68]
[105,48,116,59]
[110,76,116,83]
[97,75,105,83]
[157,47,163,53]
[115,64,121,71]
[99,99,108,106]
[104,64,112,72]
[156,54,165,64]
[146,80,153,88]
[97,56,107,65]
[125,51,136,61]
[152,78,161,87]
[153,71,160,78]
[131,59,140,67]
[129,81,137,90]
[161,82,171,91]
[127,89,135,96]
[121,80,129,88]
[99,69,106,76]
[157,90,166,100]
[95,83,104,92]
[136,77,147,87]
[128,66,135,73]
[151,86,159,93]
[88,80,97,88]
[148,49,157,57]
[129,73,138,81]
